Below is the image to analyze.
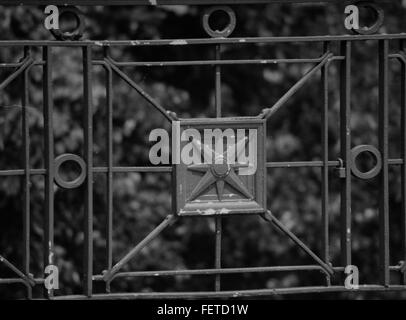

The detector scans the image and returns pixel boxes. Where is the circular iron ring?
[202,6,236,38]
[350,145,382,180]
[54,154,87,189]
[352,1,384,35]
[50,6,85,41]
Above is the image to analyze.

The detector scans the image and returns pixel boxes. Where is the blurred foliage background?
[1,1,406,299]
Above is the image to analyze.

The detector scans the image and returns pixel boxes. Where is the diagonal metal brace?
[0,56,34,91]
[104,57,178,122]
[259,52,333,120]
[260,210,334,276]
[0,254,35,287]
[103,215,178,282]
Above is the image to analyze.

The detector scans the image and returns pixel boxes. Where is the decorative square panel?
[173,118,266,216]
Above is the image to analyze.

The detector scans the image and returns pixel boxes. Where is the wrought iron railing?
[0,1,406,299]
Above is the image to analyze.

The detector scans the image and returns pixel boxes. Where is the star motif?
[187,137,254,202]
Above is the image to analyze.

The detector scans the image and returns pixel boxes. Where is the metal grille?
[1,1,406,299]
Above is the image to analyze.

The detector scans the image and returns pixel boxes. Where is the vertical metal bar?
[105,55,114,274]
[43,45,54,298]
[340,41,352,268]
[214,43,222,291]
[400,40,406,285]
[321,41,331,286]
[215,44,222,118]
[83,45,94,297]
[378,39,390,286]
[215,217,222,291]
[22,46,32,299]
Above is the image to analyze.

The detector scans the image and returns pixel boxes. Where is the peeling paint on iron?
[219,208,230,214]
[204,208,216,215]
[170,40,188,46]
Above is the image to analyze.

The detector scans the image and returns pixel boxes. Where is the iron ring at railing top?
[351,1,384,35]
[50,6,85,41]
[202,6,236,38]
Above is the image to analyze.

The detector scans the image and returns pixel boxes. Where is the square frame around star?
[172,117,267,217]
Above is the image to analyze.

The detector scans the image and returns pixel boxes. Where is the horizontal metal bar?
[104,57,327,68]
[95,265,324,281]
[0,59,44,69]
[332,266,404,272]
[0,166,172,176]
[94,264,404,280]
[0,278,27,285]
[93,166,172,173]
[0,62,29,68]
[0,0,391,5]
[390,266,402,271]
[389,53,406,62]
[389,159,404,165]
[2,159,404,176]
[267,161,340,168]
[268,159,404,167]
[0,34,405,48]
[52,285,406,300]
[0,169,46,176]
